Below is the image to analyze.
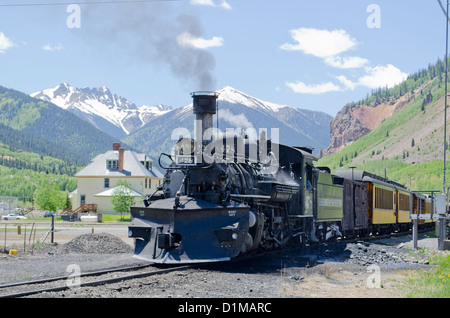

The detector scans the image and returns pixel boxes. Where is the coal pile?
[59,233,133,254]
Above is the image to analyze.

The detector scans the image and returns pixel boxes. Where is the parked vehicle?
[1,213,27,220]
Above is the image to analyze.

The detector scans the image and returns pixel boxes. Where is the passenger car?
[1,213,27,220]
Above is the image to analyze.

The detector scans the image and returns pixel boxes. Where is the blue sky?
[0,0,448,116]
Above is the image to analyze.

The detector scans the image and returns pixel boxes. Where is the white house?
[70,142,163,213]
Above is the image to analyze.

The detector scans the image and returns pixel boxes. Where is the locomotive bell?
[191,91,218,143]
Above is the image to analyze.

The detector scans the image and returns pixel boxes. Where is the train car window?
[306,164,313,190]
[291,163,302,177]
[398,193,410,211]
[374,187,393,210]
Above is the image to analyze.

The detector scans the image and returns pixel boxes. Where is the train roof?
[277,144,317,161]
[334,169,407,190]
[203,133,317,163]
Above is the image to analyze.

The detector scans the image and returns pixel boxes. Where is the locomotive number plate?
[175,155,196,165]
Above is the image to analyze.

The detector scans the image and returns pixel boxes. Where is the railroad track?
[0,263,190,298]
[0,228,434,298]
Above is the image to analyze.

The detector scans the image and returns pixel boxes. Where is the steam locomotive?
[128,92,434,264]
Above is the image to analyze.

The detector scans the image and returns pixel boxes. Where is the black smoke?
[80,2,216,91]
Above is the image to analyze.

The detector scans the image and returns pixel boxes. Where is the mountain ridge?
[124,86,332,159]
[0,85,120,165]
[324,57,446,156]
[318,57,450,190]
[31,84,332,159]
[31,83,172,139]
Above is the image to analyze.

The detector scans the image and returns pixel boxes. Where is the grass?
[403,253,450,298]
[100,214,130,222]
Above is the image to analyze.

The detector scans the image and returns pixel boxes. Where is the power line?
[0,0,180,7]
[438,0,450,22]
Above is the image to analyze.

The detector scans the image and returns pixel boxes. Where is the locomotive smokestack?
[191,91,218,143]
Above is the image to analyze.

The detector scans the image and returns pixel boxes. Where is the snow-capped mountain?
[124,86,332,159]
[30,83,171,139]
[217,86,290,112]
[31,84,331,159]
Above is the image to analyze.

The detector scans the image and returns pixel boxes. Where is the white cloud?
[280,28,368,71]
[190,0,231,10]
[190,0,215,6]
[219,0,232,10]
[281,28,408,95]
[42,43,64,51]
[285,81,341,94]
[336,75,357,90]
[177,31,224,49]
[286,64,408,94]
[358,64,408,89]
[324,56,369,69]
[280,28,358,58]
[0,32,15,53]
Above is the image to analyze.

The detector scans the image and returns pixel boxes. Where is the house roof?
[95,185,142,197]
[76,149,163,178]
[68,188,77,198]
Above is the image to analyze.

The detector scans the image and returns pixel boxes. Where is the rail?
[0,263,190,298]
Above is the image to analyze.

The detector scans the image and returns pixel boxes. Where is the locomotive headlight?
[249,211,257,228]
[128,229,133,237]
[232,233,238,240]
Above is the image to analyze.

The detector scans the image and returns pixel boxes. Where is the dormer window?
[107,160,118,170]
[140,160,152,171]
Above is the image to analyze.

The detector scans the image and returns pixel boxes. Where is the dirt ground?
[279,263,408,298]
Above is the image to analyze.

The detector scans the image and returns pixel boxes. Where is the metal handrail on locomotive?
[128,91,436,264]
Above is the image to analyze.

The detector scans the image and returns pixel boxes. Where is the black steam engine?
[128,91,433,264]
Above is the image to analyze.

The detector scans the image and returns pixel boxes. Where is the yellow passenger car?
[397,189,412,224]
[369,182,397,225]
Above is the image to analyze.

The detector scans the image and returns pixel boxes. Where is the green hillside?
[0,139,78,204]
[0,85,120,165]
[318,57,450,192]
[0,85,123,204]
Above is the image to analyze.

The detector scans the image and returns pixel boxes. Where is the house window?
[148,178,151,189]
[145,178,147,189]
[80,195,86,204]
[107,160,118,170]
[104,178,110,188]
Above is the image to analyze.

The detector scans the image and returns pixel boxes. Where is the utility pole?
[443,0,449,194]
[439,0,450,251]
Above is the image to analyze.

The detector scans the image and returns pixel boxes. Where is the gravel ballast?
[0,231,446,298]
